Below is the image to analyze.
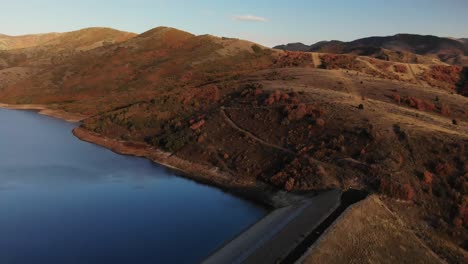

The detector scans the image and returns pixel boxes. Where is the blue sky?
[1,0,467,47]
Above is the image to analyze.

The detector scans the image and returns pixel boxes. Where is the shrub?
[159,130,190,152]
[403,184,415,201]
[393,93,401,104]
[274,51,313,67]
[423,171,433,185]
[315,118,326,127]
[285,178,295,192]
[320,54,356,70]
[440,105,451,116]
[286,103,308,121]
[394,64,408,73]
[404,97,436,112]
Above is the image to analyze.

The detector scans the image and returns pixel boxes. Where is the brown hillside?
[0,32,61,50]
[38,27,136,51]
[0,27,466,263]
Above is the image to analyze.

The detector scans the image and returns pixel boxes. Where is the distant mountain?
[273,42,310,52]
[275,34,468,65]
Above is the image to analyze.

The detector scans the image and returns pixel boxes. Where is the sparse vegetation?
[1,26,467,262]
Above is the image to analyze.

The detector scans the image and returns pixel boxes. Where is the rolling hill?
[0,26,467,263]
[0,32,61,50]
[0,27,136,51]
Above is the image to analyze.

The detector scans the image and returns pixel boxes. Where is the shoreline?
[0,103,87,122]
[0,103,308,209]
[0,102,306,207]
[72,127,304,208]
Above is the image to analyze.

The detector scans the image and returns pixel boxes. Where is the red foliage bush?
[374,60,392,71]
[453,205,468,227]
[274,51,313,67]
[399,96,452,116]
[394,64,408,73]
[440,105,451,116]
[197,135,205,143]
[285,178,295,192]
[403,97,436,112]
[421,65,462,89]
[181,85,220,105]
[320,54,357,70]
[273,90,282,101]
[269,157,331,191]
[423,171,433,185]
[190,119,205,130]
[403,184,415,201]
[280,93,290,100]
[286,103,308,121]
[263,90,296,106]
[263,96,275,106]
[241,83,263,98]
[283,103,324,121]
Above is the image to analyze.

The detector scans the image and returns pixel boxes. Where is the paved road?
[203,189,342,264]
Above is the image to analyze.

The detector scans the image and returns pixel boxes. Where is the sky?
[1,0,467,47]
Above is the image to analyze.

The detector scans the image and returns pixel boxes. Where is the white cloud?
[232,15,269,22]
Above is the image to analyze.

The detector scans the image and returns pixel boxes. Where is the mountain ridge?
[0,27,136,51]
[274,33,468,65]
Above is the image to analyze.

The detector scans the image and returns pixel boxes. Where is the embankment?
[203,189,368,264]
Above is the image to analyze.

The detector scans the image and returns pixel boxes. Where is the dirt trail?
[335,71,362,102]
[311,53,322,68]
[407,63,425,86]
[357,58,390,78]
[220,107,295,155]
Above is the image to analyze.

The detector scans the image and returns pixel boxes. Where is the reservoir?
[0,108,267,264]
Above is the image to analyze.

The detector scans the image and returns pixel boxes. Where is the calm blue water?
[0,109,266,264]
